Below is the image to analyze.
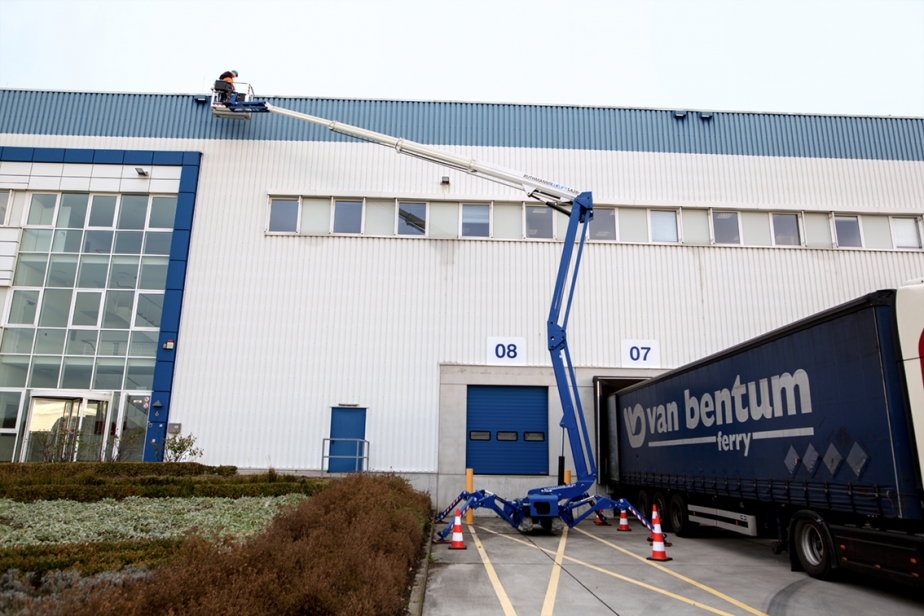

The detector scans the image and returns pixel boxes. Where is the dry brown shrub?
[57,473,431,616]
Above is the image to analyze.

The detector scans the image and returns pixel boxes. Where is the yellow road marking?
[478,525,736,616]
[574,527,768,616]
[469,523,517,616]
[540,526,568,616]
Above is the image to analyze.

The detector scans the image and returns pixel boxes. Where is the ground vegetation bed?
[0,464,432,616]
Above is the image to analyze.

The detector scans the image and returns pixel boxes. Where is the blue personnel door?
[466,386,548,475]
[329,407,366,472]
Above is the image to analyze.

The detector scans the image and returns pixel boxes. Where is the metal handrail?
[322,438,369,473]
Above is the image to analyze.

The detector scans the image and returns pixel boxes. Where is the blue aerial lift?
[212,88,657,538]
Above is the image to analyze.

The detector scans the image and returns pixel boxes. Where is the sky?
[0,0,922,117]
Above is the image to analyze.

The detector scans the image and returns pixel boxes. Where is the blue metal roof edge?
[1,90,922,161]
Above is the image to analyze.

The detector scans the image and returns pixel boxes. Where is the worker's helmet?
[232,70,239,77]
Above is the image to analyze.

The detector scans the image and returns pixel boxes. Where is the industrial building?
[0,88,922,506]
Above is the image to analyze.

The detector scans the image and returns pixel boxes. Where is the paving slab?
[423,518,924,616]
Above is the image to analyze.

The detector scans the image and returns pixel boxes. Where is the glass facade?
[1,192,174,461]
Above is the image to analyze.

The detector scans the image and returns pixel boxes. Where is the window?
[398,202,426,235]
[682,210,710,245]
[834,216,861,247]
[526,206,552,239]
[589,208,615,240]
[496,431,518,441]
[772,214,801,246]
[8,291,39,325]
[524,432,545,442]
[462,204,490,238]
[301,198,331,235]
[56,194,89,229]
[268,199,298,233]
[742,212,771,246]
[148,197,177,229]
[650,210,678,243]
[118,196,148,230]
[333,200,363,234]
[892,217,922,249]
[803,213,832,248]
[861,216,892,249]
[364,200,394,236]
[0,191,10,225]
[469,431,491,441]
[27,194,57,226]
[88,196,116,227]
[712,211,740,244]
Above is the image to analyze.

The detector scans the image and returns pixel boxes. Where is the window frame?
[266,196,301,235]
[649,209,680,244]
[890,216,923,250]
[710,209,742,245]
[524,204,554,241]
[833,214,863,249]
[771,212,802,247]
[396,201,428,237]
[332,198,365,235]
[460,202,492,239]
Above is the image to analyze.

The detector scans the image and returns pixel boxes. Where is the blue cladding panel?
[152,360,174,392]
[173,193,195,230]
[169,230,190,261]
[123,150,154,165]
[160,290,183,332]
[33,148,65,162]
[182,152,201,166]
[329,407,367,472]
[64,149,94,163]
[149,392,171,422]
[93,150,123,164]
[178,166,199,193]
[156,331,178,362]
[1,90,921,161]
[153,151,184,165]
[2,147,33,161]
[466,386,548,475]
[165,260,186,289]
[143,422,167,462]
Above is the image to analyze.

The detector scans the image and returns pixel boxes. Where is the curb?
[407,525,435,616]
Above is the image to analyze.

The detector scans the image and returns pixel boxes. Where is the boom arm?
[239,101,599,487]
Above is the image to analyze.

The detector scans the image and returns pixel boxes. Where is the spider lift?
[212,89,658,538]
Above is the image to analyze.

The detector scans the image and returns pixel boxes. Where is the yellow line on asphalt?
[573,527,768,616]
[478,526,736,616]
[469,523,517,616]
[540,526,568,616]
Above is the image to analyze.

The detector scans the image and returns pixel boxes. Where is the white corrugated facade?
[1,92,922,505]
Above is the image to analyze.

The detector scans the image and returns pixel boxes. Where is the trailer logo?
[624,404,647,448]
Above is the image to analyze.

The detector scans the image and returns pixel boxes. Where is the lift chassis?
[213,91,655,537]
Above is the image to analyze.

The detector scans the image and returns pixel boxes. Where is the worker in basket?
[213,70,238,105]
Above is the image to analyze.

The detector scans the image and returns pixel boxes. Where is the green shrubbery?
[0,463,326,502]
[2,473,432,616]
[0,538,183,578]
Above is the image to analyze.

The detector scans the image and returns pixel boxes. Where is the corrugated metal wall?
[2,131,923,471]
[2,90,923,160]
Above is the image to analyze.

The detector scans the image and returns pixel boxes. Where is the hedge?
[0,538,183,577]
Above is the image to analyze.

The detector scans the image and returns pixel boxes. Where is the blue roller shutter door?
[466,385,548,475]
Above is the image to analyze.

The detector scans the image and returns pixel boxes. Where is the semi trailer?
[605,280,924,585]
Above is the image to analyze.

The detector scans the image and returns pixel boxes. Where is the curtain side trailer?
[606,281,924,586]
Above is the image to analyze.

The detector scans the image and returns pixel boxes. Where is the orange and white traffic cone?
[647,504,672,561]
[616,509,631,531]
[594,510,611,526]
[449,509,467,550]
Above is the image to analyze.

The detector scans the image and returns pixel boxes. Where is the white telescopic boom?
[266,104,581,205]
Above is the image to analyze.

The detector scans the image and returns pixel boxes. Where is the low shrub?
[0,462,237,486]
[30,474,432,616]
[0,538,183,577]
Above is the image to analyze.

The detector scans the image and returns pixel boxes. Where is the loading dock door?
[466,385,548,475]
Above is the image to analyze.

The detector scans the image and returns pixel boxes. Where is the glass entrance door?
[22,393,112,462]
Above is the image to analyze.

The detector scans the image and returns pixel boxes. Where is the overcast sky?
[1,0,922,117]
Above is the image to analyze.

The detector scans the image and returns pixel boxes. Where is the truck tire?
[793,517,836,580]
[653,491,671,531]
[636,489,651,519]
[669,493,692,537]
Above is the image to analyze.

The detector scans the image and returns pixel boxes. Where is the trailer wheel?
[793,517,835,580]
[669,493,692,537]
[653,492,671,531]
[637,489,651,519]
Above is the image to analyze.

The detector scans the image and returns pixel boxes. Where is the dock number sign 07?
[621,339,660,368]
[487,337,526,366]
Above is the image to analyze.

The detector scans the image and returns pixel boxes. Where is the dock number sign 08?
[487,337,526,366]
[621,339,660,368]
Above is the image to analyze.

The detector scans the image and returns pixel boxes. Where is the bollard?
[465,468,474,524]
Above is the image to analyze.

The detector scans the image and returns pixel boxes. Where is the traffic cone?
[449,509,467,550]
[617,509,631,531]
[594,510,611,526]
[647,504,672,561]
[646,505,671,546]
